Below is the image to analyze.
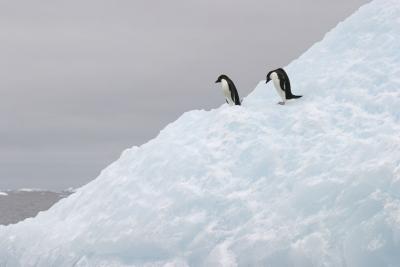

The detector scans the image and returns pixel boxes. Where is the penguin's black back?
[275,68,302,99]
[221,75,241,105]
[228,79,241,105]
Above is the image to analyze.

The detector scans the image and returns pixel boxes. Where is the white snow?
[1,0,400,266]
[0,192,8,196]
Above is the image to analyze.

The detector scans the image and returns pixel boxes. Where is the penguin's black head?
[215,74,229,83]
[265,71,273,84]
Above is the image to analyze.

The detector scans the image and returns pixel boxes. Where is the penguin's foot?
[277,102,286,105]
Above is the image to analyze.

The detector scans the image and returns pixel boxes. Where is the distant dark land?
[0,190,72,225]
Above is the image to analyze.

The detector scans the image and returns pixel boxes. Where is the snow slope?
[1,0,400,266]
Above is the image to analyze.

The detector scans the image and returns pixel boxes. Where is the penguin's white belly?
[221,80,234,105]
[271,74,286,102]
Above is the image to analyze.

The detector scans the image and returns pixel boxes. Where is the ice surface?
[1,0,400,266]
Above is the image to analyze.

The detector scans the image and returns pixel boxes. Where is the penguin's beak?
[265,77,271,84]
[215,80,219,83]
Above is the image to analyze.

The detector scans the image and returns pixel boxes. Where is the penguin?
[215,74,241,106]
[266,68,302,105]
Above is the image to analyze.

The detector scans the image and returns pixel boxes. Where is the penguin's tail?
[287,95,302,99]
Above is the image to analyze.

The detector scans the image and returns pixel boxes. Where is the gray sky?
[0,0,371,190]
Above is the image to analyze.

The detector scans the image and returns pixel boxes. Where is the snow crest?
[1,0,400,266]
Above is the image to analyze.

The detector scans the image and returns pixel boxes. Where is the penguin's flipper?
[235,96,241,105]
[276,68,296,99]
[279,78,286,93]
[232,89,241,105]
[279,68,292,91]
[226,79,241,106]
[226,99,229,104]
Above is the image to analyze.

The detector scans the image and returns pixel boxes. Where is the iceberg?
[1,0,400,266]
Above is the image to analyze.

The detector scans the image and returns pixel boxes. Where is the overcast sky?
[0,0,371,190]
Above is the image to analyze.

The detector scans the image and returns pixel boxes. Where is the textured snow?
[1,0,400,266]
